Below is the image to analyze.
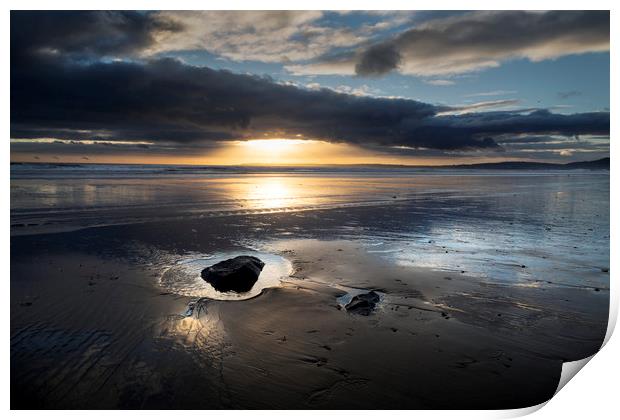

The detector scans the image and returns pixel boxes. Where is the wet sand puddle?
[159,251,292,301]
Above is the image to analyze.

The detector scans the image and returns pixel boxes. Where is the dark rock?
[201,255,265,293]
[344,291,381,316]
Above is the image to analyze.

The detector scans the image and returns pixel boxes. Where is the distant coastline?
[447,157,609,170]
[10,157,610,171]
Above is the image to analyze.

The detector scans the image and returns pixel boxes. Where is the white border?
[3,1,616,418]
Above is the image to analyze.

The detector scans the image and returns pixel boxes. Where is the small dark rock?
[602,268,609,273]
[201,255,265,293]
[344,291,381,316]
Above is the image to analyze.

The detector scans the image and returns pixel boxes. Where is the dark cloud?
[11,54,609,152]
[10,11,610,155]
[347,11,609,76]
[9,125,237,143]
[355,44,402,77]
[11,11,182,61]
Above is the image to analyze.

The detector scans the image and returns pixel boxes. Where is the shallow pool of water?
[159,251,292,300]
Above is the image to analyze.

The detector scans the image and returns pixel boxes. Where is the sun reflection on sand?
[226,176,319,210]
[158,303,224,352]
[213,174,413,212]
[242,178,295,209]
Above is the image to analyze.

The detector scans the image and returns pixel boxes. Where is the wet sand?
[11,210,608,409]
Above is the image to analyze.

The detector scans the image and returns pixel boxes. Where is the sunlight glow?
[240,177,295,209]
[221,138,392,165]
[238,139,315,163]
[243,139,312,148]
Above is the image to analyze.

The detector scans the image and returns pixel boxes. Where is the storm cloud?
[11,11,182,60]
[355,44,402,77]
[10,11,610,156]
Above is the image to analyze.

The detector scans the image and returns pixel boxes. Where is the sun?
[243,139,312,154]
[224,138,315,165]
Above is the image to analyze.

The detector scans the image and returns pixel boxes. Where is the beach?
[10,165,610,409]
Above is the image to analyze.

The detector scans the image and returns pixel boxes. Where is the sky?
[10,10,610,165]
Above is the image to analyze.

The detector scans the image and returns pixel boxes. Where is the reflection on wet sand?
[237,178,297,209]
[11,172,609,289]
[159,306,222,351]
